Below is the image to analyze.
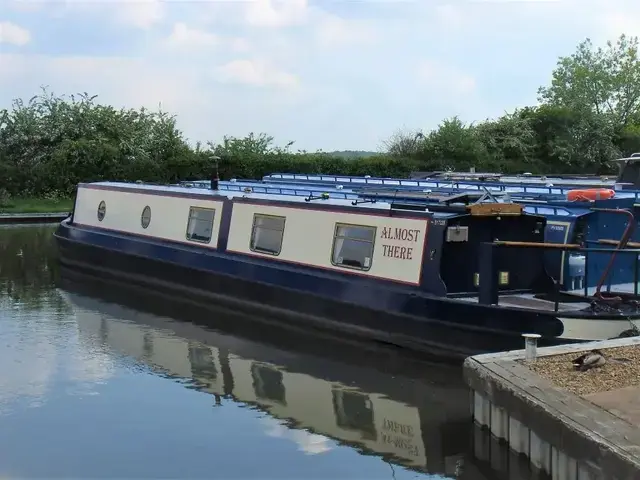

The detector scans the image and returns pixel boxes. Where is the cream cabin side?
[226,202,429,285]
[73,185,224,248]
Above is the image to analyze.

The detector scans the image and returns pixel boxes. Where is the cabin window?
[250,214,286,255]
[251,363,286,405]
[331,388,376,441]
[331,223,376,270]
[141,206,151,229]
[188,345,218,380]
[186,207,215,243]
[97,201,106,221]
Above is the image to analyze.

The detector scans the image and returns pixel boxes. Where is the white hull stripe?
[558,317,640,341]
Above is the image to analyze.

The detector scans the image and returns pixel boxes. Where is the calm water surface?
[0,225,511,479]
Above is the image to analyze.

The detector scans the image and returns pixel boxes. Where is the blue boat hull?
[54,220,591,360]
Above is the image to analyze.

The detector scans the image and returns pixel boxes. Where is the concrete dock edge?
[0,212,69,224]
[463,337,640,480]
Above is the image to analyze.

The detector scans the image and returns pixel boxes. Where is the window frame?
[330,222,376,272]
[185,206,216,244]
[141,205,151,229]
[249,213,287,256]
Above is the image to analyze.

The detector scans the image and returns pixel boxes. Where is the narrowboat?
[185,178,640,293]
[54,179,640,360]
[263,153,640,192]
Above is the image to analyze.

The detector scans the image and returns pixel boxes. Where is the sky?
[0,0,639,152]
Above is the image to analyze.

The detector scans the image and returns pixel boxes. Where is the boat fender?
[566,188,615,202]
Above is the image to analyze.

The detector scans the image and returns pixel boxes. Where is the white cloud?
[52,0,165,30]
[243,0,309,28]
[214,59,299,88]
[261,418,333,454]
[163,22,252,54]
[114,0,165,29]
[165,22,219,50]
[0,21,31,46]
[314,15,378,48]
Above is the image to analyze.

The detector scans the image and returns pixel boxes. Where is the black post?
[635,251,639,297]
[69,185,78,223]
[583,249,589,297]
[219,348,234,396]
[478,242,498,305]
[210,155,220,191]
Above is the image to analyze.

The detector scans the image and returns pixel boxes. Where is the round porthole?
[97,201,106,221]
[141,206,151,229]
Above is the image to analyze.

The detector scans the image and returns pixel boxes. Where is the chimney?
[211,156,220,190]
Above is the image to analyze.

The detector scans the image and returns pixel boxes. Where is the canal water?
[0,224,523,479]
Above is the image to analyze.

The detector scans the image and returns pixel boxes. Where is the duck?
[571,349,606,371]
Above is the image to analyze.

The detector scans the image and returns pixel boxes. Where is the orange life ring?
[566,188,615,202]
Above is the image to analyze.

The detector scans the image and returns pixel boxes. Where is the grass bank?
[0,197,73,214]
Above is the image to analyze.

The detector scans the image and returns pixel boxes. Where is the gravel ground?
[520,345,640,396]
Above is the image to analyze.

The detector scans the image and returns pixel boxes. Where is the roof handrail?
[611,154,640,162]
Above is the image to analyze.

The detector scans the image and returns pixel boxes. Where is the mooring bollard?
[522,333,541,361]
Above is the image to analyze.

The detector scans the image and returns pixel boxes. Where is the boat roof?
[177,179,614,218]
[83,181,467,218]
[264,172,603,189]
[261,173,640,199]
[184,178,569,201]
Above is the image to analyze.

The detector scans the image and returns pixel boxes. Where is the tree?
[474,113,535,171]
[416,117,488,171]
[382,128,425,158]
[538,34,640,130]
[517,105,620,173]
[0,88,200,196]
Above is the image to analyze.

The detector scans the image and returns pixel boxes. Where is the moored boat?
[184,178,640,293]
[262,153,640,197]
[54,178,640,360]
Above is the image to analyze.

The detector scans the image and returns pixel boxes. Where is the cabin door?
[440,216,546,294]
[439,218,485,294]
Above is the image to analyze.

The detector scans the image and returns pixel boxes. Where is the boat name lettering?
[381,419,419,456]
[380,227,420,260]
[381,433,420,456]
[382,244,413,260]
[380,227,420,242]
[382,418,414,437]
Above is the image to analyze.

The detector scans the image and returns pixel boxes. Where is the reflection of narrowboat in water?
[60,288,480,477]
[54,178,640,360]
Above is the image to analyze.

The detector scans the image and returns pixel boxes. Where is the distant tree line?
[1,34,640,198]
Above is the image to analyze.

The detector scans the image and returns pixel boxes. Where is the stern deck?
[454,293,590,312]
